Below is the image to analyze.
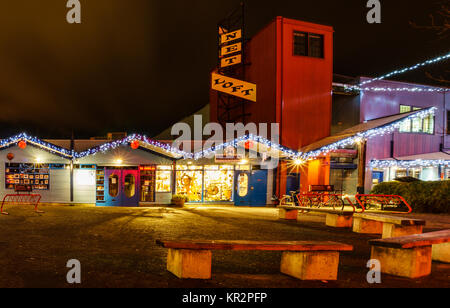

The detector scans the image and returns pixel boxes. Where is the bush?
[371,181,450,213]
[171,194,189,205]
[394,176,422,183]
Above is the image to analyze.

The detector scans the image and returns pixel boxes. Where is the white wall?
[0,145,71,203]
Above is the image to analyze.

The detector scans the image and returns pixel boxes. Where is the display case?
[5,163,50,190]
[96,167,105,203]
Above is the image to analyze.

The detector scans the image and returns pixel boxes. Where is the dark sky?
[0,0,448,138]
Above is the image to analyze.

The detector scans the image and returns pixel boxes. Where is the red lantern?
[244,141,254,150]
[18,140,27,149]
[130,140,140,150]
[6,153,14,161]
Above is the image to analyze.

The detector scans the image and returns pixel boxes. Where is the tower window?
[293,31,324,58]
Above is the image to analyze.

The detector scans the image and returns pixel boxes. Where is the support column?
[357,140,367,194]
[281,251,340,280]
[167,249,212,279]
[371,246,432,279]
[382,223,423,239]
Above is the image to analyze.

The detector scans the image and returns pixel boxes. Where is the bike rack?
[1,194,43,215]
[354,194,412,214]
[296,193,365,213]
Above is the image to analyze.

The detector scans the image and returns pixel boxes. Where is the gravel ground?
[0,205,448,288]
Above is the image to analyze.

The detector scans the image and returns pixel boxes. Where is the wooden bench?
[278,206,355,228]
[156,240,353,281]
[369,230,450,278]
[353,213,425,238]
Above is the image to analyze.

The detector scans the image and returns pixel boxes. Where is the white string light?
[344,52,450,92]
[370,159,450,169]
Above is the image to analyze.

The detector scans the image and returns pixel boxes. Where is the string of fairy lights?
[0,54,448,167]
[370,159,450,169]
[343,52,450,93]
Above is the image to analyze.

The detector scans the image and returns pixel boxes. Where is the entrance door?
[122,170,139,207]
[105,169,140,207]
[249,169,268,207]
[234,169,268,207]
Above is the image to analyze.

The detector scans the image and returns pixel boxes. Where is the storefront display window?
[156,166,172,193]
[140,166,156,202]
[5,163,50,190]
[176,167,203,202]
[204,165,234,202]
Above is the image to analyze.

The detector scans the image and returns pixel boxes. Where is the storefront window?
[109,174,119,197]
[156,166,172,193]
[237,173,249,197]
[395,168,407,179]
[140,166,156,202]
[124,174,136,198]
[204,165,234,202]
[176,169,203,202]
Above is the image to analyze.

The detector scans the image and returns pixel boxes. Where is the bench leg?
[279,209,298,220]
[167,249,212,279]
[382,223,423,239]
[326,214,353,228]
[352,217,383,234]
[280,251,340,280]
[371,245,432,279]
[432,242,450,263]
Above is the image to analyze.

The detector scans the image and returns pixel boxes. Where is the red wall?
[210,17,334,150]
[278,18,334,150]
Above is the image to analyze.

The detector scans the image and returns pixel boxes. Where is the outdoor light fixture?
[115,158,123,165]
[294,159,304,166]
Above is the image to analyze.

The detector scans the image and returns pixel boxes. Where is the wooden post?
[357,140,367,194]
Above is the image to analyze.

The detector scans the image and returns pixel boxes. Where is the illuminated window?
[156,166,172,193]
[399,105,434,135]
[237,173,249,197]
[204,167,234,202]
[124,174,136,198]
[109,174,119,197]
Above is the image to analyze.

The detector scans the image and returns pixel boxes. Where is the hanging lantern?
[244,140,254,150]
[6,153,14,161]
[130,140,140,150]
[18,140,27,149]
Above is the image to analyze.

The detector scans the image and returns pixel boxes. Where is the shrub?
[371,181,450,213]
[171,194,189,205]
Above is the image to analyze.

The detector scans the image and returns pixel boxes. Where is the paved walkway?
[0,205,448,288]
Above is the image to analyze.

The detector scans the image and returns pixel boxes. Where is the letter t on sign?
[67,0,81,24]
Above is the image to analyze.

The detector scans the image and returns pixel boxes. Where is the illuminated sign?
[211,73,256,102]
[221,42,242,57]
[220,29,242,44]
[221,54,242,68]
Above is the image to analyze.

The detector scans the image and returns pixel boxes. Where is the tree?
[410,1,449,84]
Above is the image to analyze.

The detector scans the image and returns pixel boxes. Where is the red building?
[211,17,334,196]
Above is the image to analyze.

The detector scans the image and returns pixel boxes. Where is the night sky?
[0,0,448,139]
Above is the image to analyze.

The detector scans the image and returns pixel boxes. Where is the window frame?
[293,31,325,59]
[398,105,435,135]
